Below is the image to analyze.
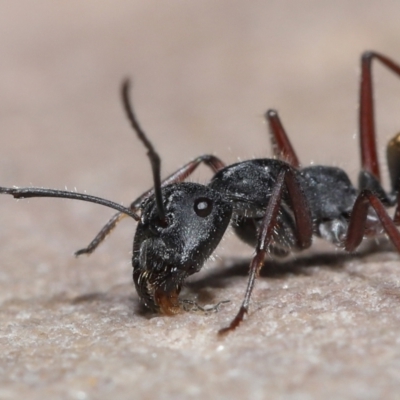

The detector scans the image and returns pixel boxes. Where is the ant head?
[121,80,232,313]
[132,182,232,314]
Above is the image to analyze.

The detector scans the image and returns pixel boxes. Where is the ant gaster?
[2,51,400,334]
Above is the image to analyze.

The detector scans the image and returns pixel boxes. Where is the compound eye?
[194,197,213,218]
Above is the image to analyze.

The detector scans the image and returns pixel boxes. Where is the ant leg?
[359,52,400,182]
[265,110,301,168]
[75,212,127,256]
[219,167,313,334]
[75,154,226,256]
[218,170,286,334]
[394,193,400,225]
[387,134,400,194]
[344,189,400,252]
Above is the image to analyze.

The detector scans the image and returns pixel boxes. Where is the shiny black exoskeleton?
[211,160,359,252]
[132,182,232,314]
[2,52,400,333]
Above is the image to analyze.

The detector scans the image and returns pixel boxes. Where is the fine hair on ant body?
[2,51,400,334]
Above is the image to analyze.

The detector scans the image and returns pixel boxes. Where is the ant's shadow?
[186,240,394,298]
[72,240,395,315]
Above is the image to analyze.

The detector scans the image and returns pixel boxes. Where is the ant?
[1,51,400,334]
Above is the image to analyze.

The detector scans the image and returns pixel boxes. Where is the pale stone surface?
[1,1,400,399]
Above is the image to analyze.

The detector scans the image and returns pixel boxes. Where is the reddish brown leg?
[359,52,400,182]
[265,110,301,168]
[219,167,313,334]
[344,189,400,253]
[394,193,400,226]
[76,154,226,256]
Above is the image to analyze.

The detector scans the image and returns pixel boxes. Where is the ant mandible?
[1,51,400,334]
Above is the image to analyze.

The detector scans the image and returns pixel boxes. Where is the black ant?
[2,51,400,334]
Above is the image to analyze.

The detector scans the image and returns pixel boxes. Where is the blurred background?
[1,1,400,399]
[1,1,399,189]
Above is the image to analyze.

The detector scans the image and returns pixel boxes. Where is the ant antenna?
[121,80,166,225]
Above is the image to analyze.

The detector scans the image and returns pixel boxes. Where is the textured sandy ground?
[1,1,400,399]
